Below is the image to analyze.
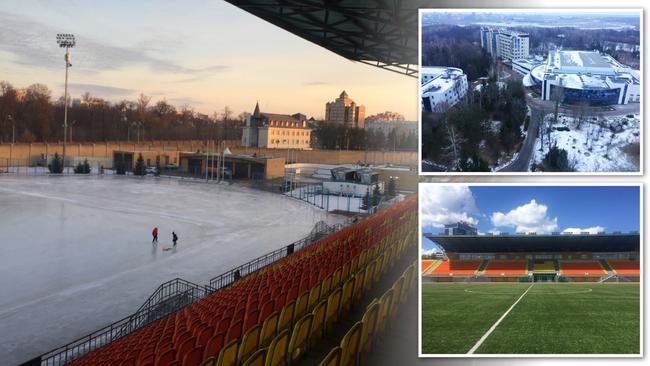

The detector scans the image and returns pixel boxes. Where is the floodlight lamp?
[56,33,76,48]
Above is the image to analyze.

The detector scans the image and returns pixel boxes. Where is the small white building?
[420,67,468,113]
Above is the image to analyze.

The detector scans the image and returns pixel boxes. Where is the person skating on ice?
[172,231,178,246]
[152,227,158,243]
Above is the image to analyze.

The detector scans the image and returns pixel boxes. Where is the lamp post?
[8,114,13,170]
[57,33,75,172]
[69,120,76,144]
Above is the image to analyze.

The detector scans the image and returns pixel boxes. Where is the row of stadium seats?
[424,259,639,277]
[607,260,640,275]
[319,260,418,366]
[420,260,436,274]
[482,260,527,276]
[67,195,417,366]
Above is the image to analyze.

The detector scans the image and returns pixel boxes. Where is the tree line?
[0,81,243,143]
[422,80,528,171]
[312,122,417,151]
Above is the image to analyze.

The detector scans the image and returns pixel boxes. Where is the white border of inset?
[417,8,644,176]
[417,182,643,357]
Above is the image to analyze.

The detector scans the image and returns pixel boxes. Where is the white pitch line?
[467,283,535,354]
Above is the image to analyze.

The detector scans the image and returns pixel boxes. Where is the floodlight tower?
[56,33,75,172]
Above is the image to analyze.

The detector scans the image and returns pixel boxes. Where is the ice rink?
[0,175,343,365]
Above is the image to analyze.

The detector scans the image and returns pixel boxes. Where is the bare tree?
[221,106,233,121]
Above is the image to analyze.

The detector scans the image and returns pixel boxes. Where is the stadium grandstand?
[26,196,417,366]
[422,231,640,283]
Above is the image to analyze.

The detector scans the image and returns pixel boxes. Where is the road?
[498,95,640,172]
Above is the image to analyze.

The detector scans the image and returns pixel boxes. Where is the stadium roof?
[225,0,418,77]
[425,233,640,253]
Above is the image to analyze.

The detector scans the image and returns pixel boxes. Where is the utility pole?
[56,33,75,172]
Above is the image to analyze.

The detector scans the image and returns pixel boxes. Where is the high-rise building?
[241,102,312,149]
[420,67,468,113]
[480,27,529,61]
[325,90,366,128]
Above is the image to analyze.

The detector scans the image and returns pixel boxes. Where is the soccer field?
[421,282,640,355]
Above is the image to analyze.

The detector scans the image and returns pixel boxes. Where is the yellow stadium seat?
[390,276,404,319]
[237,324,261,365]
[332,267,342,289]
[199,357,217,366]
[352,270,365,304]
[260,311,279,347]
[318,347,341,366]
[310,299,327,342]
[339,321,363,366]
[360,300,380,355]
[325,287,342,332]
[362,261,376,293]
[308,283,322,312]
[373,254,384,283]
[216,339,239,366]
[294,291,310,324]
[241,349,266,366]
[340,277,355,316]
[265,329,290,366]
[321,275,333,301]
[359,250,368,267]
[376,288,394,335]
[288,313,313,363]
[278,301,295,333]
[341,262,351,283]
[401,267,413,304]
[350,256,359,275]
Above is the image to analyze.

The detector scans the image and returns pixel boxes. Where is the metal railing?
[36,220,342,366]
[38,278,207,366]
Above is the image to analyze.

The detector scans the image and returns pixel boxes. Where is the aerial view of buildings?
[420,10,641,173]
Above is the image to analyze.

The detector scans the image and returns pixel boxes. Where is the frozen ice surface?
[0,175,344,365]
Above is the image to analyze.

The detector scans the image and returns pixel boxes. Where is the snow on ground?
[0,175,344,365]
[284,185,367,213]
[532,113,640,172]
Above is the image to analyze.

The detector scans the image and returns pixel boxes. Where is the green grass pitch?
[420,283,640,354]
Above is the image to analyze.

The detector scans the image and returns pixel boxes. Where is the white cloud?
[422,248,440,256]
[420,185,478,229]
[562,226,605,235]
[491,199,558,233]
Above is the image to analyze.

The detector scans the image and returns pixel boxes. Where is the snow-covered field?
[532,113,640,172]
[0,175,343,365]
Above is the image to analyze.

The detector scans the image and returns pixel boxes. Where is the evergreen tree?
[83,159,91,174]
[134,154,146,176]
[372,184,381,206]
[48,152,63,173]
[542,144,572,172]
[387,177,397,198]
[361,189,370,211]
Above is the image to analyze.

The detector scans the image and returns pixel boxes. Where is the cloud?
[422,248,440,256]
[0,11,229,77]
[491,199,558,234]
[562,226,605,235]
[420,185,478,229]
[67,83,134,97]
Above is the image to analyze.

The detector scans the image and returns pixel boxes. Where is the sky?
[420,185,641,253]
[0,0,417,119]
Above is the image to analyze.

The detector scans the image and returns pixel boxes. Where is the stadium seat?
[607,260,640,275]
[182,346,205,366]
[265,329,290,366]
[532,260,555,273]
[259,311,279,347]
[559,260,606,275]
[237,324,261,365]
[203,333,225,359]
[325,288,342,332]
[241,349,266,366]
[288,313,313,362]
[278,301,295,333]
[321,274,333,300]
[339,321,362,366]
[360,300,380,354]
[308,283,322,312]
[215,339,238,366]
[294,291,310,324]
[156,348,177,366]
[310,299,327,343]
[198,357,216,366]
[318,347,341,366]
[429,260,482,275]
[376,288,394,335]
[340,277,355,315]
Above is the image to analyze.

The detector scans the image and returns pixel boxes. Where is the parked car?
[145,166,158,175]
[164,163,178,170]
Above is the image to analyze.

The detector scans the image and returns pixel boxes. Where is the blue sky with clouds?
[0,0,416,118]
[421,185,640,252]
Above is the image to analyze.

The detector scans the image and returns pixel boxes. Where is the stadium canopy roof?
[425,233,640,253]
[225,0,418,77]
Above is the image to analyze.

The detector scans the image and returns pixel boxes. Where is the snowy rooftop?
[420,67,465,94]
[530,50,640,90]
